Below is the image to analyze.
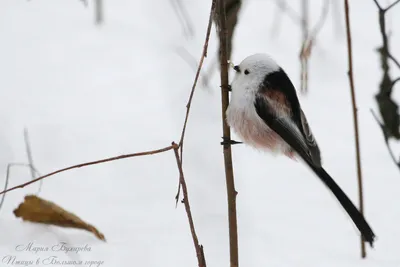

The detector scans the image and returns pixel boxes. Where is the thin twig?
[170,0,195,38]
[178,0,214,152]
[272,0,302,24]
[386,0,400,11]
[24,129,36,181]
[389,53,400,69]
[0,163,41,212]
[344,0,367,258]
[371,109,400,169]
[216,0,238,265]
[300,0,309,93]
[172,143,206,267]
[174,47,213,92]
[174,0,215,206]
[372,0,400,170]
[94,0,103,25]
[300,0,330,93]
[24,128,43,194]
[0,145,175,196]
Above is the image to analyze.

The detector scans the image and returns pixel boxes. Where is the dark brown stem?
[172,143,206,267]
[344,0,366,258]
[0,145,175,195]
[217,0,238,266]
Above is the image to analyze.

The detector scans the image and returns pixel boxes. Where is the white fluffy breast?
[226,74,289,154]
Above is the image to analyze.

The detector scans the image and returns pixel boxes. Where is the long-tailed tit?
[226,53,375,246]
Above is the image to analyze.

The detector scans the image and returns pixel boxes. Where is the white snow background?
[0,0,400,266]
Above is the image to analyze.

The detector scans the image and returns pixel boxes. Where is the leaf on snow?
[13,195,106,242]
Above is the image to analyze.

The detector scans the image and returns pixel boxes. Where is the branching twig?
[178,0,214,157]
[300,0,330,93]
[172,143,206,267]
[174,0,215,205]
[216,0,238,266]
[170,0,195,38]
[371,109,400,169]
[384,0,400,11]
[372,0,400,171]
[271,0,302,32]
[3,2,219,265]
[0,163,41,213]
[344,0,367,258]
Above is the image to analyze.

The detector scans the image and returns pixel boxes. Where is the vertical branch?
[24,129,43,194]
[344,0,366,258]
[300,0,309,93]
[216,0,239,266]
[24,129,36,181]
[169,0,195,38]
[172,143,206,267]
[95,0,104,25]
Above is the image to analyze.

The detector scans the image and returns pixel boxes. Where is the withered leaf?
[14,195,106,242]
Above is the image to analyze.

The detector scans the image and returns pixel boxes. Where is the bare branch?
[389,53,400,69]
[0,145,175,196]
[173,0,216,206]
[373,0,383,10]
[385,0,400,11]
[271,0,302,24]
[371,109,400,170]
[0,163,41,212]
[24,128,43,194]
[373,0,400,148]
[170,0,195,38]
[344,0,367,258]
[300,0,330,93]
[216,0,239,265]
[172,143,206,267]
[178,0,214,157]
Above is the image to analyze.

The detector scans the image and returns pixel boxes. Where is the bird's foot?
[221,137,242,146]
[220,85,232,92]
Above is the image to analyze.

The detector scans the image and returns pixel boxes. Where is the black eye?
[244,69,250,75]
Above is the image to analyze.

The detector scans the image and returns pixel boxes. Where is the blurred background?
[0,0,400,266]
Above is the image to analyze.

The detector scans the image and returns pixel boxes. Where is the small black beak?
[233,65,240,72]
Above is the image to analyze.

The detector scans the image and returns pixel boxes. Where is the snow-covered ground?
[1,0,400,266]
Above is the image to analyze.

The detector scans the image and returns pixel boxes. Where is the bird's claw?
[220,137,242,146]
[220,85,232,91]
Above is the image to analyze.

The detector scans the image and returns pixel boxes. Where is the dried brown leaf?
[14,195,105,242]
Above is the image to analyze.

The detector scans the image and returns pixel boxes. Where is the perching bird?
[225,53,375,246]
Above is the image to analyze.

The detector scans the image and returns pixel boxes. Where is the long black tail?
[307,164,375,246]
[254,96,376,246]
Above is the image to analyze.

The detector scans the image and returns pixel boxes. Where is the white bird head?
[231,53,281,93]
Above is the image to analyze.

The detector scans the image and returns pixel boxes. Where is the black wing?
[261,69,321,165]
[300,109,322,166]
[254,94,376,246]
